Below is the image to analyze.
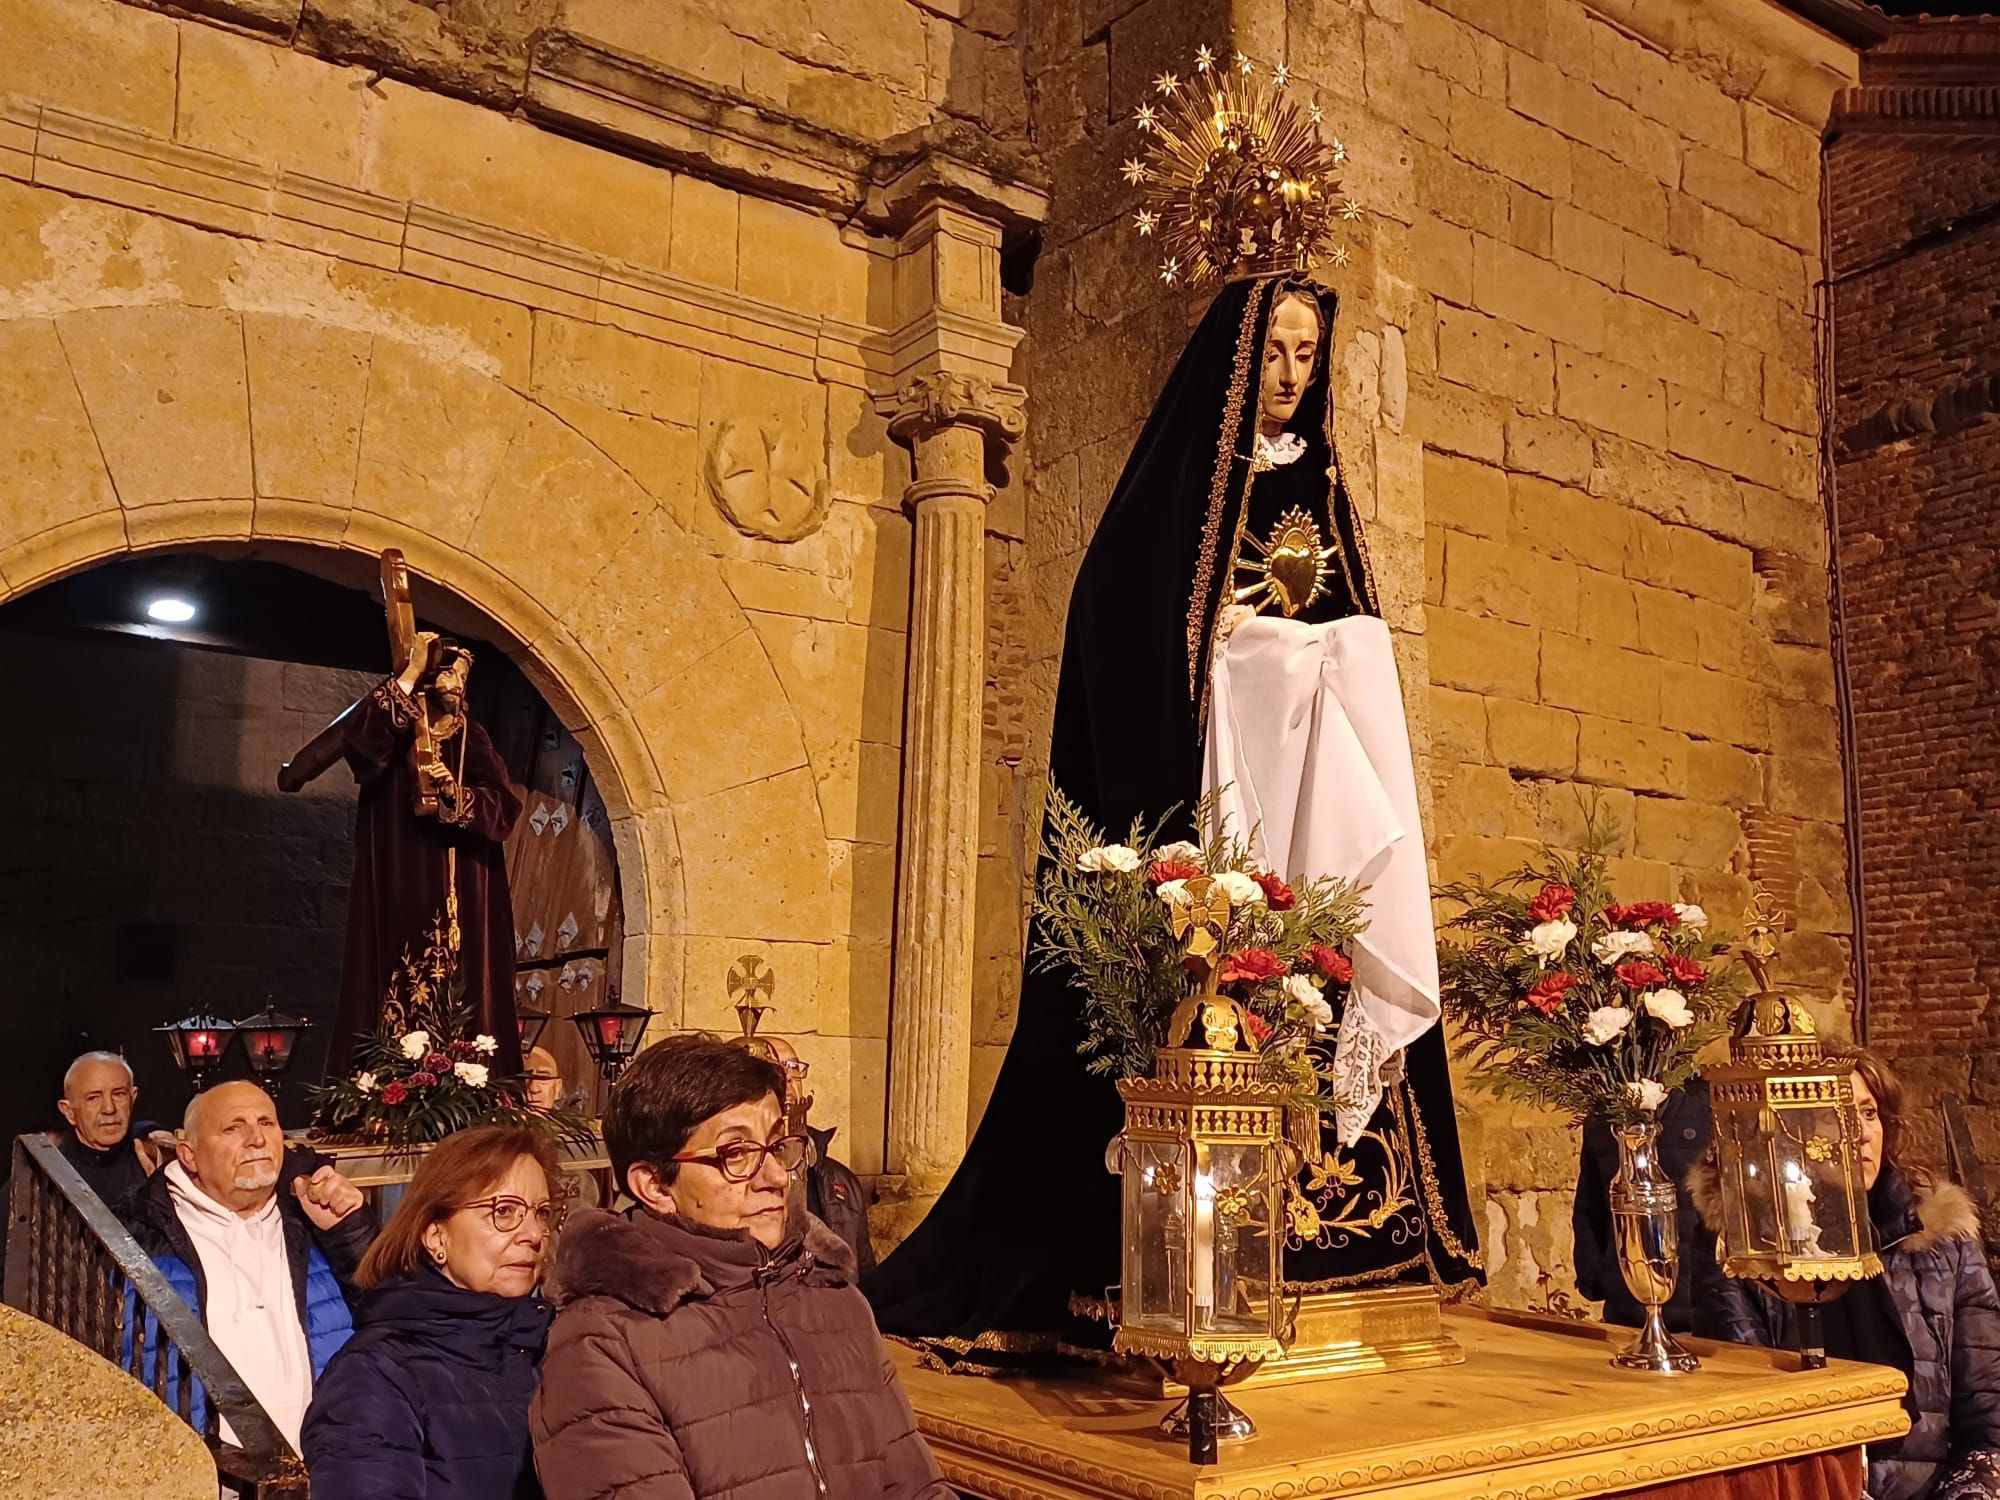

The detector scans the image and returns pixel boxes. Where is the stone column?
[880,372,1025,1224]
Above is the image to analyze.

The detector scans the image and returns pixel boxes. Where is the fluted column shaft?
[882,377,1024,1199]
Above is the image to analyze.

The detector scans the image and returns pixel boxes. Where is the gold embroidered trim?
[1318,328,1380,613]
[373,678,418,730]
[1187,278,1274,708]
[1396,1078,1484,1271]
[1282,1251,1428,1294]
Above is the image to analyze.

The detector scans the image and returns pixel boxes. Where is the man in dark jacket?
[766,1034,877,1273]
[55,1051,174,1214]
[1572,1078,1712,1331]
[122,1081,377,1450]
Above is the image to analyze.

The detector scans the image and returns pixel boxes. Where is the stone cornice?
[1583,0,1864,128]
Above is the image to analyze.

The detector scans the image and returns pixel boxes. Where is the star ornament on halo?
[1273,62,1290,88]
[1235,50,1253,74]
[1160,256,1181,285]
[1134,209,1159,236]
[1308,100,1323,125]
[1121,157,1148,185]
[1134,102,1158,133]
[1194,44,1215,73]
[1154,71,1180,95]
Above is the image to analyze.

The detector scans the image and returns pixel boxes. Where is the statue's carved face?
[1258,292,1321,436]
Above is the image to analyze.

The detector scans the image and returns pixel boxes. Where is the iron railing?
[3,1133,308,1496]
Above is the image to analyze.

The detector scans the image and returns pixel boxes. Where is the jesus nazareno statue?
[864,59,1480,1371]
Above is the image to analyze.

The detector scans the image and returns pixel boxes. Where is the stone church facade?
[0,0,1893,1305]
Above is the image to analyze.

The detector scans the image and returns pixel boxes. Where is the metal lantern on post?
[158,1014,237,1094]
[1701,896,1881,1368]
[1106,877,1291,1465]
[570,994,654,1088]
[516,1002,553,1054]
[235,1003,311,1085]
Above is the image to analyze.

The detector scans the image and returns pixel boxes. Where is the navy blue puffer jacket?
[302,1267,551,1500]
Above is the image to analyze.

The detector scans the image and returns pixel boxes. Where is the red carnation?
[1524,971,1578,1015]
[1615,960,1668,989]
[1218,948,1287,986]
[1149,858,1203,886]
[1242,1012,1274,1046]
[1252,871,1297,911]
[379,1082,408,1106]
[423,1050,453,1073]
[1662,953,1709,987]
[407,1070,439,1089]
[1605,901,1680,930]
[1527,883,1576,923]
[1307,944,1355,985]
[449,1038,477,1059]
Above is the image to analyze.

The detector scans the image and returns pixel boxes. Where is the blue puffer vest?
[1692,1165,2000,1500]
[119,1149,376,1439]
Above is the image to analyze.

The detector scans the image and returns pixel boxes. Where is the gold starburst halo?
[1124,47,1360,286]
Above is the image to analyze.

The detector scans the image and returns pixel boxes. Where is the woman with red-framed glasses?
[532,1034,951,1500]
[304,1125,562,1498]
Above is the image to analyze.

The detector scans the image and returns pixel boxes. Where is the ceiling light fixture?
[145,596,198,623]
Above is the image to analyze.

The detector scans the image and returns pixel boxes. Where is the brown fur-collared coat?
[1690,1163,2000,1500]
[530,1208,951,1500]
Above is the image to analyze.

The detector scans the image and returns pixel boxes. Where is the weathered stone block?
[1632,49,1743,157]
[1488,698,1580,778]
[1437,305,1554,410]
[1766,756,1845,823]
[1432,686,1489,764]
[1443,532,1579,631]
[1411,212,1476,307]
[1769,697,1839,761]
[1498,412,1587,488]
[1541,632,1660,726]
[353,337,528,545]
[1509,473,1631,575]
[0,0,179,134]
[1556,349,1666,447]
[1683,148,1815,252]
[1658,660,1769,750]
[1578,568,1640,650]
[668,172,740,291]
[1414,142,1512,241]
[1410,376,1509,464]
[1633,796,1743,868]
[1588,433,1746,541]
[1474,236,1608,353]
[1509,183,1554,260]
[0,318,118,552]
[1665,525,1754,608]
[1438,761,1528,840]
[1763,360,1817,436]
[1611,276,1723,391]
[1578,716,1689,795]
[176,22,368,185]
[244,314,370,508]
[1666,387,1804,493]
[633,628,811,804]
[1689,740,1762,806]
[1551,203,1625,289]
[1570,144,1668,241]
[1631,582,1703,664]
[1426,605,1540,701]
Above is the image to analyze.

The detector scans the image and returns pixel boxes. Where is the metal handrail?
[4,1133,307,1494]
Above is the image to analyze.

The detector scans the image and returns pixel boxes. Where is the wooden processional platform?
[897,1307,1909,1500]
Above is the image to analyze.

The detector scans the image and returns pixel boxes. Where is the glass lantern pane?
[1773,1103,1864,1261]
[1122,1140,1186,1333]
[1194,1142,1276,1336]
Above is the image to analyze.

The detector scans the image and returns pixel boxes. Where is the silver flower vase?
[1608,1121,1699,1373]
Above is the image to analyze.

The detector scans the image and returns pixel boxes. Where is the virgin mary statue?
[866,69,1480,1369]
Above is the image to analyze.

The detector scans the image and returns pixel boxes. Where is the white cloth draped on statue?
[1202,609,1441,1147]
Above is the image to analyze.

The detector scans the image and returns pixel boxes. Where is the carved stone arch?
[0,306,838,1023]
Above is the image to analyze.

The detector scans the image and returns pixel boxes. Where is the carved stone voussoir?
[886,371,1028,450]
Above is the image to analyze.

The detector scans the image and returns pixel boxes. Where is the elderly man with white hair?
[54,1050,175,1213]
[123,1080,377,1450]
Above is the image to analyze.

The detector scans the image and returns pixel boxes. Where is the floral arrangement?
[310,918,592,1146]
[1436,832,1739,1127]
[1031,788,1367,1107]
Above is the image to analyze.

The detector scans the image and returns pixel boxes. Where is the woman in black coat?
[1692,1048,2000,1500]
[303,1125,560,1500]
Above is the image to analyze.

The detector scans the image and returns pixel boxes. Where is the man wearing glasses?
[532,1035,950,1500]
[763,1034,877,1274]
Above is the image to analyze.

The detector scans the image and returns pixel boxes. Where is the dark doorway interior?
[0,551,623,1147]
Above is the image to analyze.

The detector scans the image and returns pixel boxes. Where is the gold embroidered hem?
[1188,277,1272,712]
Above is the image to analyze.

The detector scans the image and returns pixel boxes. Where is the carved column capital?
[885,371,1028,451]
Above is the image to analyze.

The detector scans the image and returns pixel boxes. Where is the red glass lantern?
[157,1014,237,1093]
[235,1003,311,1080]
[570,996,654,1086]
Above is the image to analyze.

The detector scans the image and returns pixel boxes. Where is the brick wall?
[1824,22,2000,1167]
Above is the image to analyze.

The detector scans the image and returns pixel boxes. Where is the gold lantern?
[1108,878,1292,1462]
[1701,897,1880,1368]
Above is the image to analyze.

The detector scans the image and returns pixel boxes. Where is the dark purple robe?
[329,680,524,1080]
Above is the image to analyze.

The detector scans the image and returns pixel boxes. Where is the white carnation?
[472,1034,499,1056]
[354,1071,377,1094]
[1642,988,1694,1029]
[1673,903,1709,933]
[399,1030,430,1060]
[1582,1005,1634,1046]
[1591,930,1656,965]
[452,1061,490,1089]
[1284,973,1335,1029]
[1213,870,1266,906]
[1156,879,1191,908]
[1155,841,1204,865]
[1523,918,1578,964]
[1626,1078,1669,1113]
[1077,843,1141,873]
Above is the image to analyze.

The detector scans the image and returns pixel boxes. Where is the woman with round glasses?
[303,1125,562,1499]
[532,1034,951,1500]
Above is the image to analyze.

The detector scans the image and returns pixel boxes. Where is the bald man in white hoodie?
[122,1081,377,1450]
